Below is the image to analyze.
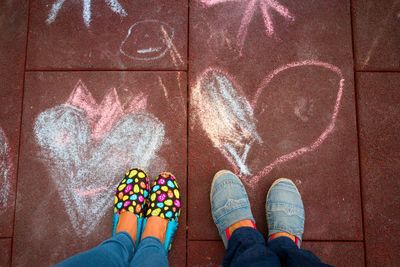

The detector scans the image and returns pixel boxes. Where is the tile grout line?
[355,70,400,73]
[25,68,188,72]
[185,1,191,266]
[187,239,366,243]
[10,0,31,265]
[24,70,400,74]
[349,1,368,266]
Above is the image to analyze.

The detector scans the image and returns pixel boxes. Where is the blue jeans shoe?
[266,178,305,247]
[210,170,255,248]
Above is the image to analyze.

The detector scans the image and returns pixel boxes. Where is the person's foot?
[113,168,150,245]
[266,178,304,247]
[141,216,168,242]
[227,219,255,238]
[144,172,181,253]
[210,170,255,248]
[116,211,138,241]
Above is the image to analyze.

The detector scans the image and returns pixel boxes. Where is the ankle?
[269,232,296,243]
[142,216,168,243]
[227,219,255,237]
[116,212,137,241]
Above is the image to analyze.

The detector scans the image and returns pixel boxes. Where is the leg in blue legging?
[268,236,332,267]
[222,227,280,267]
[129,236,168,267]
[56,232,134,267]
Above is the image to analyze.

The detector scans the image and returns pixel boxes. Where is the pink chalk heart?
[34,83,165,237]
[192,60,344,185]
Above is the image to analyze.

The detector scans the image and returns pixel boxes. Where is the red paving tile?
[188,0,362,241]
[187,240,364,267]
[302,242,365,267]
[357,73,400,266]
[0,0,28,237]
[353,0,400,71]
[2,0,400,265]
[0,238,12,267]
[27,1,188,70]
[12,72,187,266]
[187,241,224,267]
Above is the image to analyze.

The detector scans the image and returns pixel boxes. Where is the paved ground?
[0,0,399,266]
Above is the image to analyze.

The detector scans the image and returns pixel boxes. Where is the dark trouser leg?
[268,236,332,267]
[222,227,280,267]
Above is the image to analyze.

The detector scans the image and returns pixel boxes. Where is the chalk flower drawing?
[46,0,128,27]
[0,127,12,213]
[192,60,344,185]
[34,81,165,236]
[199,0,294,51]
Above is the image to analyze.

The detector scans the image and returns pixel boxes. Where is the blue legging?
[57,228,331,267]
[56,232,168,267]
[223,227,332,267]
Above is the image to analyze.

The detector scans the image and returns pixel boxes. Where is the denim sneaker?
[210,170,255,248]
[266,178,305,247]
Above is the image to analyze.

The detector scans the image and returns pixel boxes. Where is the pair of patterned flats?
[112,168,181,254]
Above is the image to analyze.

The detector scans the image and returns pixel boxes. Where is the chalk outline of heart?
[196,60,344,185]
[34,104,165,236]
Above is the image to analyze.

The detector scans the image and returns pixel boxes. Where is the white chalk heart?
[192,60,344,185]
[34,105,164,236]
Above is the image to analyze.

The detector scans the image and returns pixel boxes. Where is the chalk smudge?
[193,60,344,184]
[191,68,262,175]
[199,0,294,52]
[120,20,177,62]
[0,127,12,213]
[46,0,127,27]
[294,98,314,122]
[34,81,165,236]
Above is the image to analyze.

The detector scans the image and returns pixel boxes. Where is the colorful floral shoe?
[112,168,150,247]
[145,172,181,254]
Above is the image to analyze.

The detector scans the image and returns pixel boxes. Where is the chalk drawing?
[34,81,165,236]
[158,76,169,100]
[191,68,262,175]
[192,60,344,185]
[0,127,12,213]
[199,0,294,51]
[46,0,127,27]
[176,72,186,108]
[160,25,185,68]
[120,20,184,67]
[361,0,400,68]
[138,47,162,54]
